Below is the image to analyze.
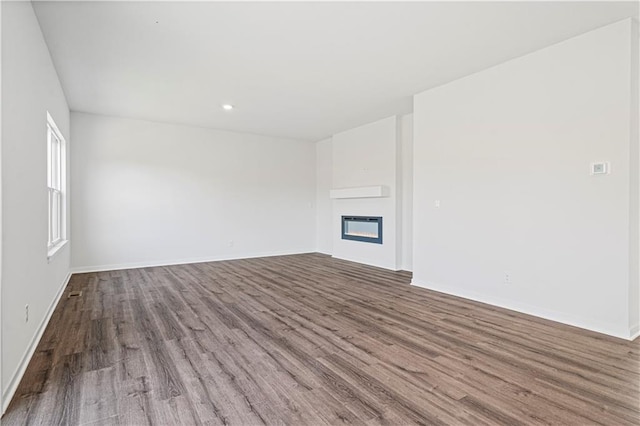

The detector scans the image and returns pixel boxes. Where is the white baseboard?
[2,272,71,414]
[411,279,634,341]
[70,249,315,274]
[331,254,400,272]
[630,324,640,341]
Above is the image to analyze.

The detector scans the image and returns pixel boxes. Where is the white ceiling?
[33,1,638,141]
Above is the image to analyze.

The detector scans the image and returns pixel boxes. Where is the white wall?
[315,114,413,271]
[0,0,4,412]
[331,116,400,270]
[315,138,333,254]
[1,1,71,410]
[413,19,639,339]
[71,113,316,271]
[400,114,413,271]
[631,18,640,337]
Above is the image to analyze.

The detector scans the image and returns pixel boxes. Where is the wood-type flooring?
[3,253,639,425]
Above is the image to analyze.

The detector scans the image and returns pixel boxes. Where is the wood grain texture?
[3,253,639,425]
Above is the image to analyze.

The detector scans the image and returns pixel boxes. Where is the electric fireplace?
[341,216,383,244]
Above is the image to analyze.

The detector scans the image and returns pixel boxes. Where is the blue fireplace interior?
[341,216,383,244]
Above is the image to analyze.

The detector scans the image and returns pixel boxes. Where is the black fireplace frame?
[341,216,383,244]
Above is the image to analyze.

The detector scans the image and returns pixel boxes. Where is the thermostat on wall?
[591,162,609,175]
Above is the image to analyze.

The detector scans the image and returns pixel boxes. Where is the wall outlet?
[504,272,511,285]
[25,304,29,322]
[228,240,234,248]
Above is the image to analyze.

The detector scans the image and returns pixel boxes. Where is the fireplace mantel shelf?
[329,185,389,199]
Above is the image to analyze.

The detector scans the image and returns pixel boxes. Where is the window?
[47,112,66,258]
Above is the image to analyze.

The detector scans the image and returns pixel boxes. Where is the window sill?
[47,240,68,263]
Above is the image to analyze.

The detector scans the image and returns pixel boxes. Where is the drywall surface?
[315,114,413,269]
[400,114,413,271]
[0,0,4,411]
[2,0,71,408]
[316,138,333,254]
[413,19,636,339]
[71,113,316,270]
[331,116,399,270]
[630,18,640,337]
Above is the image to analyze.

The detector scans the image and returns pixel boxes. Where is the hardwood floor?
[3,253,639,425]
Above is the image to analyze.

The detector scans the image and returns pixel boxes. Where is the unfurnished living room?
[1,0,640,424]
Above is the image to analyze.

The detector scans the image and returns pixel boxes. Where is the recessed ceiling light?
[222,104,234,111]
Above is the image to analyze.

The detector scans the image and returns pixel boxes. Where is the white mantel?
[329,185,389,199]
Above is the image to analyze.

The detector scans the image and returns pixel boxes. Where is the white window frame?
[47,112,67,260]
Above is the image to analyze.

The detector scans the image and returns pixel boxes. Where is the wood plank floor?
[3,253,639,425]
